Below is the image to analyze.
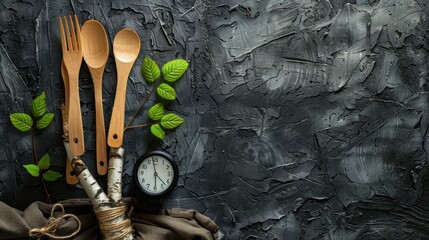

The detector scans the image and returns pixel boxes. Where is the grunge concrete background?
[1,0,429,239]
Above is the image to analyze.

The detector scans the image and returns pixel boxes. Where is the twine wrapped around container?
[95,205,133,240]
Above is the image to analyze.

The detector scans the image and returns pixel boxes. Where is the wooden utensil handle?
[94,79,108,175]
[65,158,78,185]
[68,72,85,156]
[108,63,133,148]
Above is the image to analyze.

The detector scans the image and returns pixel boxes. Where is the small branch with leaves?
[9,92,62,204]
[125,57,188,139]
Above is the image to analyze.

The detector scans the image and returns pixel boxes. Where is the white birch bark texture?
[108,147,125,203]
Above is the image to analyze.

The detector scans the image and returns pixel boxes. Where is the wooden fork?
[59,15,85,156]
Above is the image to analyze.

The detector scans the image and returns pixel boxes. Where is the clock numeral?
[139,170,144,175]
[161,184,165,189]
[154,186,157,191]
[167,179,170,184]
[168,171,171,177]
[141,178,145,183]
[153,157,159,162]
[142,164,147,169]
[166,165,170,170]
[146,184,150,189]
[162,159,165,165]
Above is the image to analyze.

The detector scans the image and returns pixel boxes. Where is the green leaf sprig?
[23,154,62,181]
[125,57,189,140]
[9,92,61,203]
[10,92,55,132]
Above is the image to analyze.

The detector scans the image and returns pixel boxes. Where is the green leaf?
[161,59,189,82]
[148,103,164,120]
[142,57,160,83]
[23,164,40,177]
[36,113,54,129]
[38,153,51,170]
[43,170,63,182]
[157,83,176,100]
[31,92,46,117]
[151,124,165,140]
[10,113,33,132]
[160,113,184,129]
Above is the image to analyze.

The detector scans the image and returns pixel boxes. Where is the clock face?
[135,153,177,196]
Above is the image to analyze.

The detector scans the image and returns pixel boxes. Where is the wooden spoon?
[81,20,109,175]
[61,61,79,185]
[107,29,141,148]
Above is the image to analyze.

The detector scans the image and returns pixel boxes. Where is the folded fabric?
[0,198,220,240]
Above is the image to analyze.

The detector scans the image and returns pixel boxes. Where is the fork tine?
[63,16,73,51]
[58,17,67,52]
[74,15,81,51]
[68,15,78,51]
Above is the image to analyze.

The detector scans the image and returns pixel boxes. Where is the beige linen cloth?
[0,197,220,240]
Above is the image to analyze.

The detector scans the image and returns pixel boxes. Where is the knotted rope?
[28,203,81,239]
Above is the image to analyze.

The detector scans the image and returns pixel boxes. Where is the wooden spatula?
[61,61,79,185]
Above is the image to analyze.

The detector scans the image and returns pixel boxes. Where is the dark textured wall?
[1,0,429,239]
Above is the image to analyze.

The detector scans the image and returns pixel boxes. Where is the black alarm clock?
[134,151,179,197]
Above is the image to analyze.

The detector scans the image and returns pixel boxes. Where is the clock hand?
[157,175,166,185]
[152,158,157,173]
[151,158,158,189]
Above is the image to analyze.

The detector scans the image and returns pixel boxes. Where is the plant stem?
[124,81,160,131]
[32,123,52,204]
[31,127,38,164]
[126,122,159,129]
[40,175,51,204]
